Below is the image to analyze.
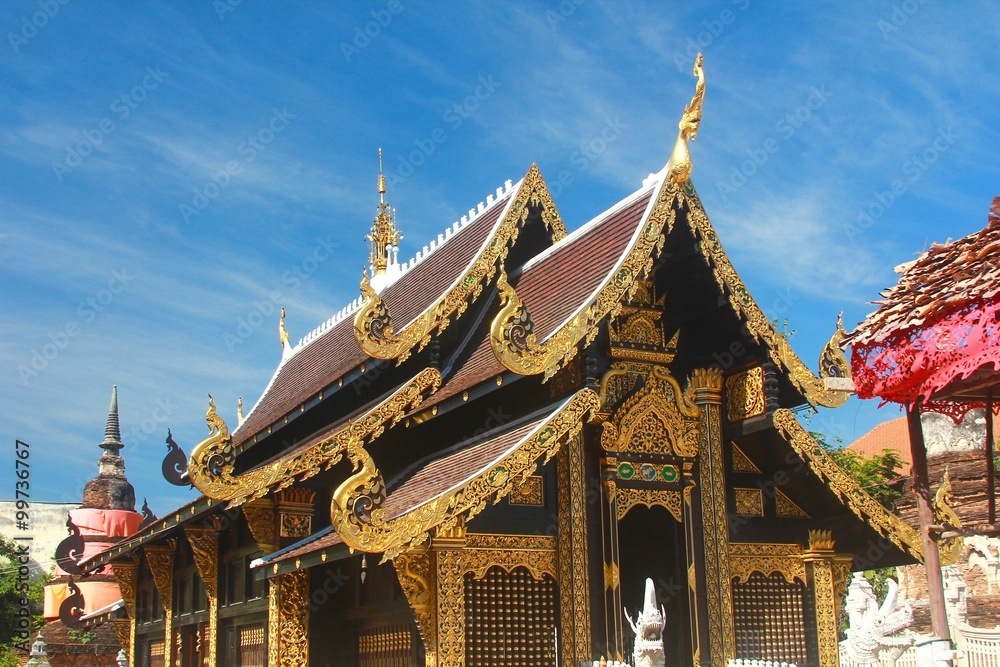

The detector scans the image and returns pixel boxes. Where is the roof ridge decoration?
[490,176,679,381]
[680,187,852,408]
[771,408,923,563]
[668,52,705,185]
[187,368,442,506]
[354,164,568,364]
[368,147,403,282]
[330,388,601,561]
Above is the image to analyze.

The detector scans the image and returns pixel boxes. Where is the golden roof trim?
[187,367,442,506]
[771,408,923,563]
[681,187,851,408]
[354,164,568,363]
[330,388,601,561]
[490,178,681,381]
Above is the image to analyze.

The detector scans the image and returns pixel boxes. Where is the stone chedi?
[43,386,144,620]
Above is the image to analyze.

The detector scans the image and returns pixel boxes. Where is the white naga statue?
[845,577,915,667]
[625,578,666,667]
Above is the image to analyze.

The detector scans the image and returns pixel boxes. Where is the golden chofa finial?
[237,396,245,425]
[669,53,706,185]
[366,148,401,276]
[279,307,290,348]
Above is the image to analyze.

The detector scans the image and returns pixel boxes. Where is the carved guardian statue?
[625,578,666,667]
[845,578,914,667]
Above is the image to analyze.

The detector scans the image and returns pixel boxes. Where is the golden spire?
[237,397,245,425]
[367,148,401,275]
[279,308,289,348]
[669,53,706,184]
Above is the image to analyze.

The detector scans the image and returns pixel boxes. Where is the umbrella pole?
[906,402,951,642]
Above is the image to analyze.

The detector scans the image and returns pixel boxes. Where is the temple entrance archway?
[618,505,692,667]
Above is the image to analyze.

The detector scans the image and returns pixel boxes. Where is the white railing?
[962,626,1000,667]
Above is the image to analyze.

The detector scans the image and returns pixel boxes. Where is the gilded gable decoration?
[329,389,600,560]
[354,164,568,363]
[725,366,766,422]
[490,179,681,381]
[600,366,700,458]
[772,408,923,561]
[730,442,762,474]
[509,475,544,506]
[729,542,806,585]
[775,488,811,519]
[681,188,852,408]
[615,487,683,522]
[187,368,441,505]
[734,488,764,516]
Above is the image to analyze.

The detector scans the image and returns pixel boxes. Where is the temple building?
[80,60,924,667]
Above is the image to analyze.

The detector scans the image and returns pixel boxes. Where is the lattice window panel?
[732,572,809,666]
[238,622,265,667]
[148,638,165,667]
[358,623,416,667]
[465,566,558,667]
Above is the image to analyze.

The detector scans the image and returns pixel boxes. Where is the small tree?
[0,534,49,663]
[810,426,906,624]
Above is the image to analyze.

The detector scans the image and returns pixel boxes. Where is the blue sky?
[1,1,998,515]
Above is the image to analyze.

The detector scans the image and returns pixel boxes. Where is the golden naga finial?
[279,307,290,348]
[669,53,706,185]
[366,148,402,276]
[237,396,245,425]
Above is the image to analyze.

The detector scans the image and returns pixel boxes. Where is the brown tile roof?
[846,412,1000,477]
[267,417,547,563]
[233,190,514,446]
[844,198,1000,347]
[427,186,656,406]
[845,416,913,475]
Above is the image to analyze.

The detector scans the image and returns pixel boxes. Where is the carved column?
[110,557,138,666]
[557,432,593,667]
[599,462,625,662]
[433,520,466,667]
[143,540,176,667]
[184,523,220,667]
[268,488,315,666]
[804,530,852,667]
[689,368,735,664]
[269,570,309,667]
[393,551,438,667]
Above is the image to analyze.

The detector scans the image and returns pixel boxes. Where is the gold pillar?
[267,489,315,666]
[110,557,138,666]
[393,551,437,667]
[143,541,176,667]
[269,570,309,667]
[433,520,466,667]
[690,368,735,663]
[557,432,593,667]
[804,530,852,667]
[599,465,625,661]
[681,478,706,666]
[184,523,220,667]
